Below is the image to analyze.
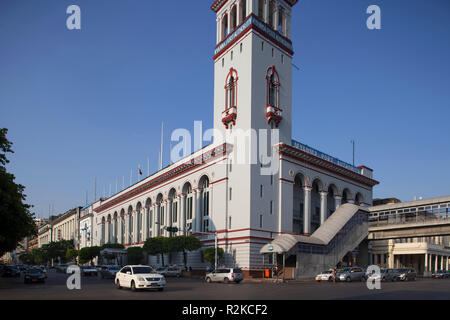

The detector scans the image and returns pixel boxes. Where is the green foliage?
[0,128,37,256]
[40,240,74,263]
[202,247,224,267]
[79,246,101,265]
[143,237,169,266]
[127,247,144,265]
[66,249,79,262]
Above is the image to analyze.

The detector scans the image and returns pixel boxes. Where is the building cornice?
[277,143,379,188]
[94,143,231,214]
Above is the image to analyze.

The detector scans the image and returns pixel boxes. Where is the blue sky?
[1,0,449,218]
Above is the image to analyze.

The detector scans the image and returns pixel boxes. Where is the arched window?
[269,1,276,29]
[239,0,247,24]
[258,0,265,20]
[266,66,280,108]
[225,68,238,110]
[222,13,229,40]
[230,5,237,31]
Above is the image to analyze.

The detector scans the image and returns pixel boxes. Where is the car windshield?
[398,269,408,273]
[338,268,350,273]
[28,269,42,274]
[133,267,153,274]
[233,269,242,273]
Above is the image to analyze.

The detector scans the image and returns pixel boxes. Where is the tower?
[211,0,298,144]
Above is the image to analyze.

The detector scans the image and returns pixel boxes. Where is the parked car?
[336,267,366,282]
[115,265,166,291]
[55,264,69,273]
[368,269,399,282]
[2,265,21,278]
[432,270,449,279]
[396,268,416,281]
[205,268,243,284]
[24,268,46,284]
[99,266,121,279]
[315,270,334,282]
[80,265,98,276]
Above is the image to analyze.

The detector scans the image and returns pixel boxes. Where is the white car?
[315,270,334,282]
[115,265,166,291]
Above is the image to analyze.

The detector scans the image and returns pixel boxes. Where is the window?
[230,188,232,201]
[266,66,280,108]
[269,1,276,29]
[229,216,232,229]
[173,202,178,223]
[260,185,263,198]
[225,68,238,110]
[222,58,224,67]
[203,219,209,232]
[258,0,265,20]
[230,159,232,172]
[278,7,285,35]
[261,41,264,51]
[222,14,229,40]
[187,197,193,220]
[230,5,237,31]
[239,0,247,24]
[160,206,165,225]
[270,201,273,214]
[231,50,233,61]
[240,43,243,53]
[272,48,274,57]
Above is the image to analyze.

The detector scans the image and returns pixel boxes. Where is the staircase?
[261,204,369,279]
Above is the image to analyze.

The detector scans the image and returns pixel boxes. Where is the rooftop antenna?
[350,140,355,167]
[160,121,164,170]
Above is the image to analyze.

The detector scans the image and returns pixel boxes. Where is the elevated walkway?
[260,204,369,279]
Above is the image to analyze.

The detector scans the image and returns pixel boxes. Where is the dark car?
[2,266,21,278]
[99,266,121,279]
[24,268,46,284]
[432,270,449,279]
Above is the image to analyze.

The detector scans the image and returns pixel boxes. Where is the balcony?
[222,106,237,129]
[266,105,283,127]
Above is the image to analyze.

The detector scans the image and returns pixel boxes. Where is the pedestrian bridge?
[368,218,450,240]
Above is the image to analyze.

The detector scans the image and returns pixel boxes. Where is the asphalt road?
[1,270,450,300]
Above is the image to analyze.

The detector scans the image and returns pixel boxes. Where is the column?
[319,191,328,225]
[216,18,220,44]
[425,253,428,274]
[334,195,342,210]
[274,5,279,30]
[180,194,187,235]
[112,218,117,244]
[435,254,438,273]
[303,186,312,235]
[441,255,444,270]
[264,0,269,24]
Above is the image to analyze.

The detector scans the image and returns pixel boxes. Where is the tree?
[202,247,224,268]
[0,128,37,256]
[168,236,202,269]
[127,247,144,265]
[66,249,79,263]
[79,246,101,265]
[143,237,169,266]
[41,240,74,264]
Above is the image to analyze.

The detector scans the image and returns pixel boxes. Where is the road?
[1,270,450,300]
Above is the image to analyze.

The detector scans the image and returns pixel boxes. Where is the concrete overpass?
[368,218,450,240]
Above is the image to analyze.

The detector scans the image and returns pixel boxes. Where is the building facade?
[369,196,450,276]
[89,0,378,276]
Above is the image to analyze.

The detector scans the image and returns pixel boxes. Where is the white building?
[91,0,379,277]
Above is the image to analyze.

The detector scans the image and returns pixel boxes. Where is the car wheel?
[346,277,351,282]
[116,280,122,289]
[224,278,230,284]
[131,281,137,292]
[206,277,212,283]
